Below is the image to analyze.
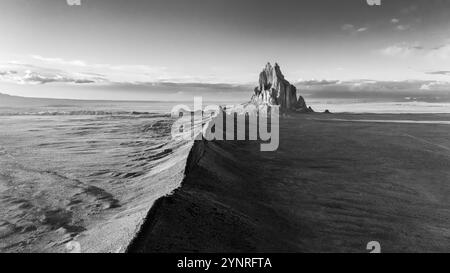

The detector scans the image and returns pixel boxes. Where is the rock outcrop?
[251,62,313,113]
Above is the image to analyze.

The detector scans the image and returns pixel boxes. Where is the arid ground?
[128,113,450,253]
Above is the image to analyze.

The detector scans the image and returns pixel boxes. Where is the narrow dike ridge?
[124,119,209,252]
[124,108,299,253]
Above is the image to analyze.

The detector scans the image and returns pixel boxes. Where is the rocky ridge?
[251,62,313,113]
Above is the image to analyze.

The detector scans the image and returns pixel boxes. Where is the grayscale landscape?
[0,0,449,253]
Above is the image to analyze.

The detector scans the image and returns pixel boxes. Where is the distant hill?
[0,92,55,107]
[0,92,132,107]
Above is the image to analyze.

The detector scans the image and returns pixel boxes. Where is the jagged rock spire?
[252,62,313,113]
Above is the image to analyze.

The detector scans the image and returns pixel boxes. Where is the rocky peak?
[251,62,313,113]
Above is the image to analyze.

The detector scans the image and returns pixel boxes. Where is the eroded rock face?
[251,62,313,113]
[295,95,314,113]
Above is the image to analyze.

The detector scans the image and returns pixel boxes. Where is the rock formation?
[251,62,313,113]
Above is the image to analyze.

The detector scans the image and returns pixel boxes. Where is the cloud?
[426,71,450,76]
[23,72,87,84]
[31,55,87,67]
[14,54,257,85]
[296,80,340,86]
[0,54,179,86]
[17,71,98,85]
[391,18,400,24]
[380,43,424,57]
[1,57,241,87]
[341,24,368,34]
[0,63,108,85]
[31,54,167,74]
[395,24,410,31]
[0,70,18,76]
[419,81,450,91]
[380,40,450,61]
[357,27,368,32]
[427,43,450,60]
[341,24,354,31]
[296,79,450,102]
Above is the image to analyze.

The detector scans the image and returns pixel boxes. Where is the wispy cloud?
[426,71,450,76]
[2,54,248,86]
[21,72,96,84]
[419,81,450,91]
[427,43,450,60]
[341,24,355,31]
[379,38,450,63]
[341,24,368,34]
[357,27,368,32]
[0,70,18,76]
[395,24,410,31]
[379,43,424,57]
[30,55,167,75]
[0,59,243,87]
[0,63,108,85]
[31,55,87,67]
[295,80,340,86]
[296,79,450,102]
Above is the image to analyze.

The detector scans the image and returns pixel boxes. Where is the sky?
[0,0,450,101]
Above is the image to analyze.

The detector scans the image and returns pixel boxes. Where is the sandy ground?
[128,113,450,253]
[0,113,191,253]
